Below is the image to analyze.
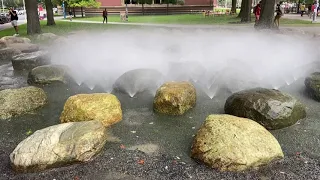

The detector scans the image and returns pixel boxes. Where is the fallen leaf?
[138,159,145,165]
[74,176,80,180]
[120,144,126,149]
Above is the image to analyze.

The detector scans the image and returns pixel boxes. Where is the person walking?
[254,3,261,24]
[103,8,108,24]
[8,7,19,36]
[274,3,283,29]
[300,3,306,17]
[69,9,73,21]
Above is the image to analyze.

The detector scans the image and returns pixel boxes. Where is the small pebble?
[131,131,136,134]
[165,166,168,170]
[149,122,154,125]
[191,127,195,129]
[176,156,180,160]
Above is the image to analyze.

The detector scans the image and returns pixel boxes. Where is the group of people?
[253,1,283,28]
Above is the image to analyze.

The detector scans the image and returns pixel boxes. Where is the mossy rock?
[191,114,284,172]
[305,72,320,101]
[224,88,306,130]
[28,65,70,84]
[0,86,47,119]
[60,93,122,127]
[153,81,196,115]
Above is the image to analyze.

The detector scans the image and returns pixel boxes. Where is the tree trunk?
[142,3,144,15]
[256,0,276,29]
[81,7,84,17]
[238,0,245,18]
[231,0,237,14]
[25,0,41,35]
[73,7,76,17]
[241,0,252,22]
[45,0,55,26]
[167,3,169,15]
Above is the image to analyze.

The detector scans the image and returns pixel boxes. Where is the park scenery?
[1,0,320,179]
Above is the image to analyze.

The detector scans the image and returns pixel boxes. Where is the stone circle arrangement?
[0,34,315,173]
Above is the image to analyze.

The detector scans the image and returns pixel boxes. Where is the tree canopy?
[66,0,100,8]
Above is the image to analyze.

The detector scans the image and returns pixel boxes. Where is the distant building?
[97,0,217,7]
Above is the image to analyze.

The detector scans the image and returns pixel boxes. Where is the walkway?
[283,13,320,22]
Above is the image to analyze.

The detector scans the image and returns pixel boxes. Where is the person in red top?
[255,3,261,23]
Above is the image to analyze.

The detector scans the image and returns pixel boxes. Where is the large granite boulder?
[224,88,306,130]
[10,120,107,172]
[12,51,51,70]
[28,65,70,84]
[8,43,39,53]
[0,39,7,49]
[60,93,122,127]
[305,72,320,101]
[36,33,58,41]
[0,86,47,119]
[191,114,284,172]
[113,69,165,97]
[1,36,30,44]
[153,82,196,115]
[0,47,21,61]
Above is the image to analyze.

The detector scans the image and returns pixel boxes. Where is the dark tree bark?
[73,7,76,17]
[241,0,252,22]
[167,2,169,15]
[256,0,276,29]
[142,3,145,15]
[25,0,41,35]
[45,0,55,26]
[231,0,237,14]
[238,0,245,18]
[81,7,84,17]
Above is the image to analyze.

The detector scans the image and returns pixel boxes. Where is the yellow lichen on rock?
[60,93,122,127]
[191,114,284,172]
[153,82,196,115]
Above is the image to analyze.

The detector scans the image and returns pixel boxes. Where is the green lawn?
[76,14,312,25]
[0,21,124,38]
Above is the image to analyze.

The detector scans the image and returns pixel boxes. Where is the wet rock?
[153,81,196,115]
[60,93,122,127]
[224,88,306,130]
[12,51,51,71]
[10,120,107,172]
[8,43,39,53]
[0,86,47,119]
[305,72,320,101]
[191,114,284,172]
[0,47,21,61]
[113,69,165,96]
[1,36,30,44]
[28,65,70,84]
[36,33,58,41]
[0,39,7,49]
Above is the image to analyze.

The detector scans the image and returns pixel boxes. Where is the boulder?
[1,36,30,44]
[305,72,320,101]
[28,65,70,84]
[0,47,21,61]
[153,81,196,115]
[10,120,107,172]
[224,88,306,130]
[113,69,165,97]
[191,114,284,172]
[0,86,47,119]
[8,43,39,53]
[36,33,58,41]
[12,51,51,71]
[60,93,122,127]
[0,39,7,49]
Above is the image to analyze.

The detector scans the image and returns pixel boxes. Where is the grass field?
[75,14,311,25]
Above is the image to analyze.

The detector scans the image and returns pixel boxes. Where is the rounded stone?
[27,65,70,84]
[11,51,51,71]
[224,88,306,130]
[153,81,196,115]
[305,72,320,101]
[191,114,284,172]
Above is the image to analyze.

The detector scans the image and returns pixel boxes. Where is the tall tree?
[231,0,237,14]
[25,0,41,35]
[137,0,152,15]
[67,0,100,18]
[45,0,55,25]
[256,0,276,29]
[238,0,245,17]
[4,0,24,8]
[241,0,252,22]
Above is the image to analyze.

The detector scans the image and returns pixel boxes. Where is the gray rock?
[0,86,47,119]
[113,69,165,96]
[36,33,58,41]
[224,88,306,130]
[10,120,107,172]
[1,36,30,44]
[0,47,21,61]
[305,72,320,101]
[12,51,51,71]
[0,39,7,49]
[8,43,39,53]
[28,65,70,84]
